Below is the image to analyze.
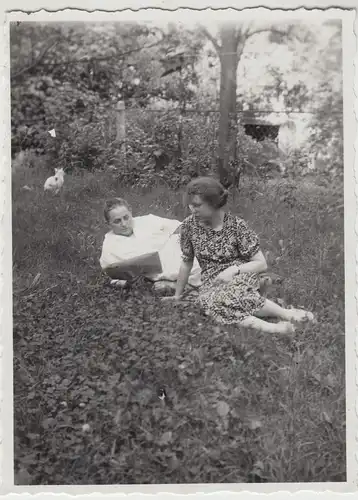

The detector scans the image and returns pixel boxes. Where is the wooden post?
[116,100,126,161]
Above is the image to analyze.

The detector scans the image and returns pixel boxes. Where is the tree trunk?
[217,25,239,188]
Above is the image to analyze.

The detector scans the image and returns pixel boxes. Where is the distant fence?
[11,96,342,176]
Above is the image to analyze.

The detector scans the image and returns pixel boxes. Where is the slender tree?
[201,22,296,188]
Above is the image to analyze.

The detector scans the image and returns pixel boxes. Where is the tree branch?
[245,27,291,41]
[235,25,247,46]
[11,37,60,80]
[111,35,167,62]
[237,37,248,62]
[243,23,254,37]
[199,26,221,54]
[11,33,167,80]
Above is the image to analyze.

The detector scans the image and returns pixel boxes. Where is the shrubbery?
[11,65,341,189]
[11,21,344,187]
[16,103,303,189]
[11,72,325,189]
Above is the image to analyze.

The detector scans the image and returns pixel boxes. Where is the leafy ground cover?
[13,164,345,484]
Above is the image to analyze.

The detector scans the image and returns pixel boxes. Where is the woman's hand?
[214,265,239,284]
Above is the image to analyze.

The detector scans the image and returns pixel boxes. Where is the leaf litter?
[13,274,345,484]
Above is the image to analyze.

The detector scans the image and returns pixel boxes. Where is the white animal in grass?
[44,167,65,194]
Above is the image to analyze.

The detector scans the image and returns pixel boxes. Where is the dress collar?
[197,212,228,233]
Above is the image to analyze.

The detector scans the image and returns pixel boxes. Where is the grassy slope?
[13,164,345,484]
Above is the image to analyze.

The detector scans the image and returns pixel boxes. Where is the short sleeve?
[236,218,261,260]
[180,218,195,263]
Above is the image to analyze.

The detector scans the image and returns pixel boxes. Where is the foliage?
[242,66,310,114]
[305,23,343,180]
[11,21,345,481]
[11,20,344,190]
[12,162,345,484]
[10,22,205,159]
[120,110,217,188]
[235,125,282,178]
[235,21,343,180]
[308,81,343,180]
[282,149,312,178]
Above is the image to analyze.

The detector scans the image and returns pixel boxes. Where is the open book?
[105,251,163,281]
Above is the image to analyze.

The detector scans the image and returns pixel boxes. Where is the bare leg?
[239,315,295,335]
[254,299,314,323]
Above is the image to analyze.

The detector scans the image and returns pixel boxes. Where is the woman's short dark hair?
[104,197,132,222]
[184,176,229,209]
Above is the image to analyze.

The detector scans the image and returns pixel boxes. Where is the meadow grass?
[12,159,345,484]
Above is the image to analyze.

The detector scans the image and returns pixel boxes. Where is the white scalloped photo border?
[0,1,357,498]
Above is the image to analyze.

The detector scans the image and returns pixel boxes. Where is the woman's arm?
[215,250,267,284]
[235,218,267,274]
[174,259,194,298]
[236,250,267,274]
[172,217,195,298]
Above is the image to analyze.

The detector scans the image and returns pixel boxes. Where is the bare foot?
[285,308,315,323]
[275,321,296,335]
[240,316,295,335]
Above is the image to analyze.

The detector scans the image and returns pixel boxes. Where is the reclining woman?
[99,197,201,292]
[166,176,314,335]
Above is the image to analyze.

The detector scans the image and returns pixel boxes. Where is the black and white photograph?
[3,2,356,492]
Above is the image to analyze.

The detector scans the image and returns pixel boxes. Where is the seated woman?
[166,176,314,335]
[99,197,201,292]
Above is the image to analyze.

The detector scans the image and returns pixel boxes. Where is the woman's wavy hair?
[103,197,132,222]
[184,176,229,209]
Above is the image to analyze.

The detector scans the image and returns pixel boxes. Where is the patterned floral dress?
[180,212,266,324]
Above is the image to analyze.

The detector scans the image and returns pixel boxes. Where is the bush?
[11,70,317,187]
[235,125,284,179]
[103,109,218,189]
[283,148,312,178]
[307,82,343,181]
[12,74,342,188]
